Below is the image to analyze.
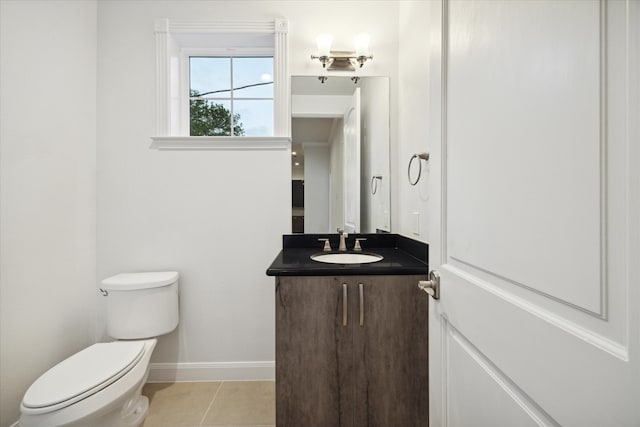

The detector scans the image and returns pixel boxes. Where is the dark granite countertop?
[266,233,428,276]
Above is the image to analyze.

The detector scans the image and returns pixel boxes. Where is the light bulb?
[316,34,332,57]
[354,34,370,57]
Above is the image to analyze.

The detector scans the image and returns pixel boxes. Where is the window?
[189,56,274,136]
[153,19,289,146]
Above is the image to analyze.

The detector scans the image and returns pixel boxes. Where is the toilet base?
[85,393,149,427]
[84,392,149,427]
[119,395,149,427]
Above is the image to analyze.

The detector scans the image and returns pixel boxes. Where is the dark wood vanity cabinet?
[275,275,429,427]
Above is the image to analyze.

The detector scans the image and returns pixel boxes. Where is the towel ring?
[371,175,382,195]
[408,152,430,186]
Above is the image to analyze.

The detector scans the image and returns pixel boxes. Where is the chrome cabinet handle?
[418,270,440,300]
[359,283,364,326]
[343,283,348,326]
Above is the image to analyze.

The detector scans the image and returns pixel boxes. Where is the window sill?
[150,136,291,151]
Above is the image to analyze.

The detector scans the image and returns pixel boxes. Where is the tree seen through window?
[190,90,245,136]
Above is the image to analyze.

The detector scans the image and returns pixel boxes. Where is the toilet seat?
[21,341,145,415]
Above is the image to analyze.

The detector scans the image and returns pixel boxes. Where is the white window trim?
[149,136,290,150]
[152,18,290,150]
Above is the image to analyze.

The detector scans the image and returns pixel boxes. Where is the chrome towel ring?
[371,175,382,195]
[408,152,430,186]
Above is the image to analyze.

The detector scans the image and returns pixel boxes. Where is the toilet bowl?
[20,272,179,427]
[20,339,156,427]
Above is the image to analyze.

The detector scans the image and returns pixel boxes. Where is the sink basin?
[310,252,384,264]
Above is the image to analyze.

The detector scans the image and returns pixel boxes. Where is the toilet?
[19,271,179,427]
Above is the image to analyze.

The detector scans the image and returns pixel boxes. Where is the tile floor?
[141,381,275,427]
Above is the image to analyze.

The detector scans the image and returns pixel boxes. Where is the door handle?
[358,283,364,326]
[418,270,440,300]
[343,283,348,325]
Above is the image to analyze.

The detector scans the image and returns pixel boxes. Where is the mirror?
[291,76,390,234]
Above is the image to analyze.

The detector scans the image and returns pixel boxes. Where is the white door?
[343,88,361,233]
[426,1,639,426]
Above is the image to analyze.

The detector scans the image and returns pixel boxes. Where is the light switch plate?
[412,212,420,235]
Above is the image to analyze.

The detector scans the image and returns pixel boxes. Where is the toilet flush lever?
[418,270,440,300]
[99,288,109,297]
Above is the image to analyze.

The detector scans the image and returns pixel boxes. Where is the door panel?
[428,1,639,426]
[447,0,602,314]
[353,276,429,426]
[276,276,353,426]
[446,321,553,427]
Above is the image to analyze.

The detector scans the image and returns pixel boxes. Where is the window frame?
[182,48,275,137]
[152,19,290,150]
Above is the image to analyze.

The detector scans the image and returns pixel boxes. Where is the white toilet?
[19,271,179,427]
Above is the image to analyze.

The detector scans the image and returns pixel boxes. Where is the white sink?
[310,252,384,264]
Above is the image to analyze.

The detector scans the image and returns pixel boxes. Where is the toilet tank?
[101,271,179,339]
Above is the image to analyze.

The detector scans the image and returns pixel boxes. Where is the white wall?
[292,168,304,181]
[360,77,391,233]
[303,143,330,232]
[96,1,399,379]
[394,1,431,242]
[292,95,351,117]
[96,2,287,377]
[0,1,98,425]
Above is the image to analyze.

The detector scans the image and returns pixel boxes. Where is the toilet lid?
[22,341,145,410]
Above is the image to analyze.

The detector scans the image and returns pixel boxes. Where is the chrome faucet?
[353,238,366,252]
[318,238,332,252]
[337,228,349,251]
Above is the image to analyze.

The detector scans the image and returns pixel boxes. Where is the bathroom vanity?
[267,234,429,426]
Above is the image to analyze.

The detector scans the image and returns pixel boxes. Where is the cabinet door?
[353,275,429,426]
[276,276,354,427]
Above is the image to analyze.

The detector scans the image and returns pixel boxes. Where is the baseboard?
[147,361,275,382]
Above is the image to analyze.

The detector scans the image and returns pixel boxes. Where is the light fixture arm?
[311,51,372,71]
[310,54,331,68]
[356,54,373,68]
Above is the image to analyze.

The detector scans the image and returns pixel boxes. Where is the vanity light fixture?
[311,34,373,71]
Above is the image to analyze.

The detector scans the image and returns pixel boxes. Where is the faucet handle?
[354,238,367,252]
[318,238,332,252]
